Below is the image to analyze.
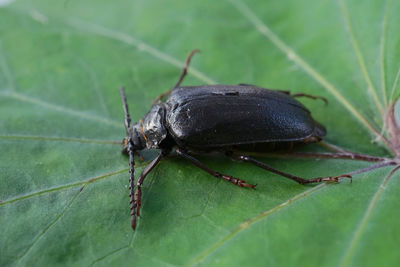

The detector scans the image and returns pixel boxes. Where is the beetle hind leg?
[176,148,256,189]
[291,93,328,105]
[229,154,352,185]
[275,90,328,105]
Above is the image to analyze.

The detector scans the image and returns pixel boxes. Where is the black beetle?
[121,50,351,230]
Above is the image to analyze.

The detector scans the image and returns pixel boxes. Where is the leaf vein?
[75,56,110,117]
[0,168,129,207]
[0,134,120,144]
[91,246,178,267]
[339,165,400,267]
[388,66,400,101]
[66,18,216,85]
[0,39,15,92]
[0,91,122,128]
[379,0,391,107]
[227,0,381,141]
[186,183,326,266]
[90,245,130,266]
[14,187,84,265]
[338,0,384,116]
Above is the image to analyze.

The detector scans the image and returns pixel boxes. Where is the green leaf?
[1,0,399,266]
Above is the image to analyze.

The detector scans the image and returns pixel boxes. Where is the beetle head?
[121,124,146,155]
[120,88,146,154]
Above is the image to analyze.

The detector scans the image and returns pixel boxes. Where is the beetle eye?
[121,138,128,155]
[122,138,128,146]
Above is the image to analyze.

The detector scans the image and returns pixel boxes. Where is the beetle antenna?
[120,87,131,134]
[120,87,137,230]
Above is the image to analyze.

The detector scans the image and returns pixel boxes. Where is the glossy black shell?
[164,85,326,149]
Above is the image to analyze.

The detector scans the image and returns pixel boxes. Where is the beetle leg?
[121,143,144,161]
[131,151,166,230]
[176,148,256,189]
[292,93,328,105]
[274,151,388,163]
[272,89,328,105]
[173,49,200,89]
[229,154,353,185]
[235,85,327,104]
[238,83,258,87]
[135,151,145,161]
[153,49,200,104]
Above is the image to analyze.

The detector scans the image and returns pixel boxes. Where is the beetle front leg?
[229,154,352,185]
[275,89,328,105]
[131,151,165,230]
[176,148,256,189]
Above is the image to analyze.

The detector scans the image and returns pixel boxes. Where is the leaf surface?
[1,0,399,266]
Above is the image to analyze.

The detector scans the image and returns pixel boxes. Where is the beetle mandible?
[120,50,351,230]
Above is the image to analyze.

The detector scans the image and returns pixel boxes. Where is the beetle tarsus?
[218,173,256,189]
[134,187,142,216]
[321,174,352,183]
[131,216,137,231]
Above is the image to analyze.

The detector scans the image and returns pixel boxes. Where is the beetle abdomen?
[165,85,326,149]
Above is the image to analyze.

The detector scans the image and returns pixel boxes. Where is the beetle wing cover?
[165,85,325,148]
